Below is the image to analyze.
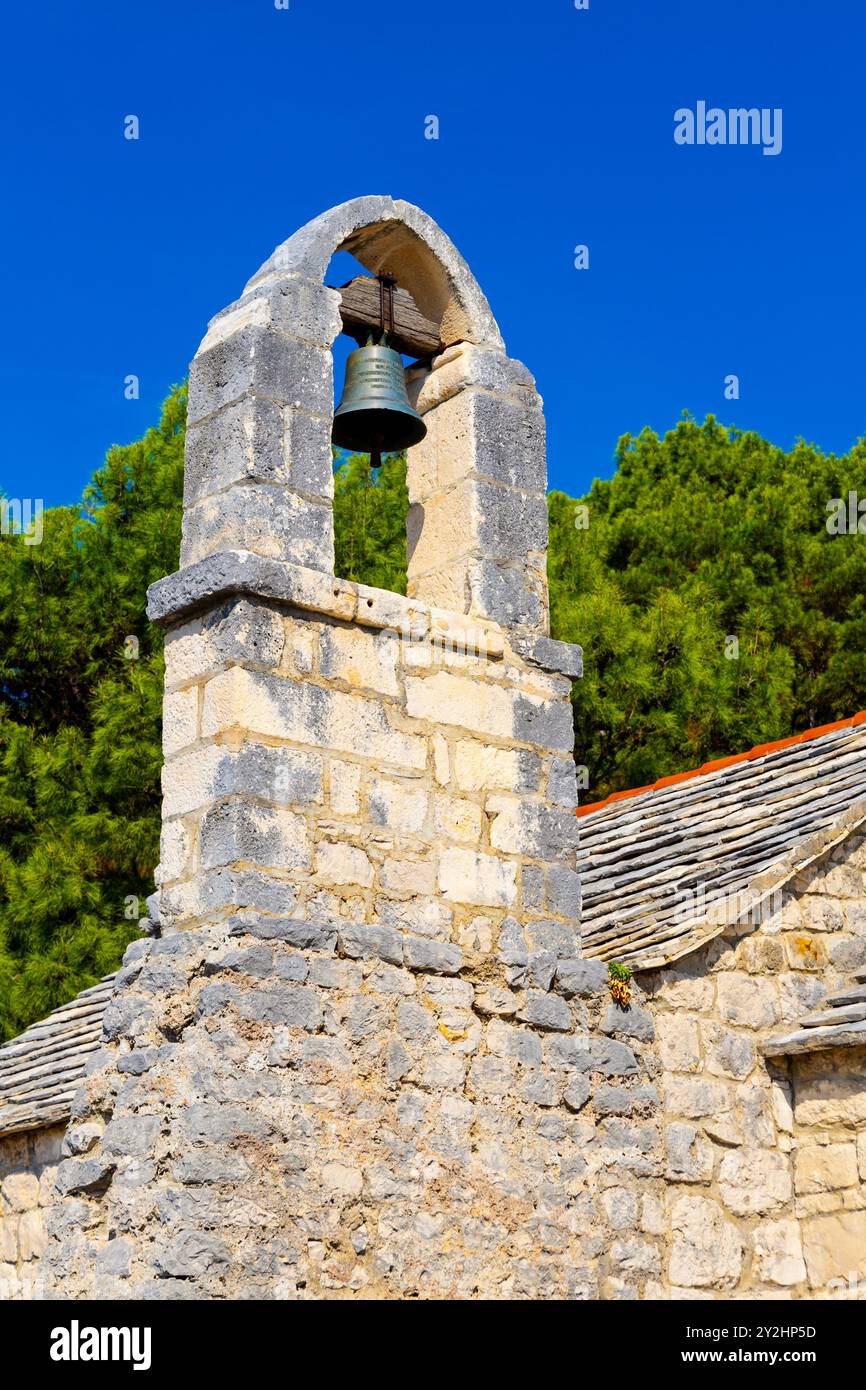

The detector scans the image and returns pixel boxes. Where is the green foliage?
[0,386,185,1039]
[607,962,632,983]
[333,450,409,594]
[550,416,866,800]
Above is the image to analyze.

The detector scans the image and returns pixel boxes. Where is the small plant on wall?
[608,961,632,1010]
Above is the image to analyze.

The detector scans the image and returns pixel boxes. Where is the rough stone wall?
[43,928,667,1300]
[0,1124,65,1299]
[789,1045,866,1295]
[41,584,670,1299]
[642,831,866,1297]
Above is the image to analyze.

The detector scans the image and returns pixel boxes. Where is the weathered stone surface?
[802,1208,866,1287]
[794,1142,858,1195]
[601,1002,654,1042]
[555,958,608,999]
[0,1172,39,1214]
[715,974,778,1029]
[752,1219,807,1287]
[717,1149,792,1216]
[669,1196,743,1289]
[665,1123,714,1183]
[438,848,517,908]
[518,991,572,1032]
[656,1014,701,1073]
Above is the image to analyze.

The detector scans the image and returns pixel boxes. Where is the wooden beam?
[331,276,442,360]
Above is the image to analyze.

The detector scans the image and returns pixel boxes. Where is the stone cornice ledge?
[146,551,583,678]
[761,1019,866,1059]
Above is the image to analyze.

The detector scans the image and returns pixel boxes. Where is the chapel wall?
[0,1124,65,1300]
[640,831,866,1298]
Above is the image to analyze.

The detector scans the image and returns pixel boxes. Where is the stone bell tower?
[43,199,664,1300]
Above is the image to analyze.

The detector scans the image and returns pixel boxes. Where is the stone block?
[184,396,288,505]
[473,986,518,1017]
[452,741,539,793]
[717,1148,792,1216]
[55,1156,115,1196]
[486,1017,543,1066]
[438,848,517,908]
[367,778,429,833]
[702,1022,755,1080]
[802,1209,866,1287]
[547,758,580,808]
[380,857,437,898]
[337,922,403,966]
[319,625,400,697]
[316,840,373,888]
[165,600,286,687]
[663,1076,730,1120]
[200,800,311,872]
[657,1014,702,1073]
[403,937,462,975]
[715,973,778,1029]
[405,671,514,741]
[330,760,361,815]
[236,984,322,1030]
[554,958,607,998]
[408,388,546,494]
[512,694,573,753]
[101,1116,162,1160]
[563,1076,591,1112]
[669,1195,743,1289]
[165,741,323,821]
[410,344,534,414]
[162,686,198,757]
[187,326,332,424]
[0,1172,39,1214]
[545,866,581,918]
[201,667,427,771]
[155,1231,231,1278]
[17,1209,46,1262]
[517,991,571,1032]
[511,632,584,680]
[601,1002,654,1042]
[751,1220,806,1287]
[776,972,826,1022]
[432,793,483,846]
[487,796,579,858]
[792,1047,866,1128]
[665,1123,714,1182]
[0,1216,17,1263]
[794,1143,858,1195]
[596,1085,658,1118]
[181,483,333,570]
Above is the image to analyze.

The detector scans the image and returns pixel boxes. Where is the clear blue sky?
[2,0,864,508]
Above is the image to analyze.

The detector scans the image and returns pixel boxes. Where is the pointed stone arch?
[182,197,549,632]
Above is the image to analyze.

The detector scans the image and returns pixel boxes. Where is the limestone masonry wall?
[42,593,668,1299]
[643,832,866,1298]
[0,1125,65,1300]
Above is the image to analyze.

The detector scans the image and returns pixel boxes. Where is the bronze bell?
[332,275,427,468]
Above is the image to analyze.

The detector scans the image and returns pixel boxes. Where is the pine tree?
[0,387,185,1038]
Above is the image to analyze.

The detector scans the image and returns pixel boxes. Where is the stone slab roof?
[578,715,866,971]
[0,976,114,1138]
